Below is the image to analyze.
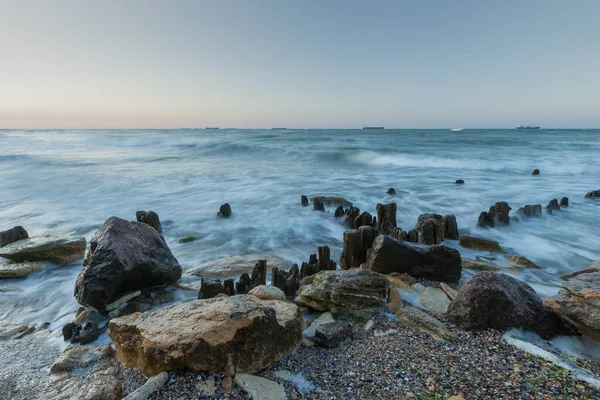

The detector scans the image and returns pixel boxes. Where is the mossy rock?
[461,259,500,271]
[459,235,503,252]
[507,255,541,269]
[178,236,198,243]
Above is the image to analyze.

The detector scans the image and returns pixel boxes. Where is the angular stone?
[395,306,456,342]
[0,235,86,263]
[234,374,286,400]
[302,312,334,346]
[365,235,462,282]
[507,255,541,269]
[461,259,500,271]
[314,320,353,348]
[419,287,451,314]
[0,261,45,278]
[50,344,113,373]
[447,272,574,339]
[0,226,28,248]
[544,269,600,340]
[516,204,543,218]
[440,282,458,301]
[376,203,397,236]
[74,217,181,310]
[295,269,388,312]
[248,285,286,301]
[109,295,303,376]
[187,255,285,279]
[459,235,503,252]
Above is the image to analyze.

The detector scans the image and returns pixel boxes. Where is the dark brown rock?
[546,199,561,214]
[586,190,600,198]
[300,246,336,278]
[416,214,443,245]
[301,195,309,207]
[354,211,373,229]
[218,203,232,218]
[478,201,511,227]
[393,228,408,241]
[560,197,569,207]
[250,260,267,289]
[516,204,542,218]
[271,264,300,297]
[344,207,361,228]
[455,179,465,184]
[532,169,540,175]
[376,203,397,236]
[387,187,396,195]
[314,320,353,348]
[442,215,459,240]
[313,198,325,212]
[334,205,345,218]
[406,229,419,243]
[0,226,28,248]
[135,211,162,233]
[198,278,224,299]
[447,272,575,339]
[74,217,182,310]
[365,235,462,282]
[339,226,376,270]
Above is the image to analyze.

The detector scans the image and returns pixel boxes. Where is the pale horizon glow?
[0,0,599,129]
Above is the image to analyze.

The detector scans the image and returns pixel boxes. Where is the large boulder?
[74,217,181,310]
[447,272,574,339]
[544,267,600,340]
[109,295,303,376]
[0,235,86,263]
[294,269,388,312]
[365,235,462,282]
[0,226,28,248]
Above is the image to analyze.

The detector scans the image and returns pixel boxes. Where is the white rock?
[419,287,451,314]
[248,285,286,301]
[234,373,287,400]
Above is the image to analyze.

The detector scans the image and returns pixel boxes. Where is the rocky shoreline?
[1,190,600,400]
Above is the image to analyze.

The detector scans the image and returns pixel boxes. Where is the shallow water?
[1,128,599,335]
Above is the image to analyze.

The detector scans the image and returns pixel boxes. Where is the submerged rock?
[313,198,325,211]
[218,203,232,218]
[586,190,600,198]
[0,235,86,263]
[387,187,396,195]
[416,214,444,245]
[544,267,600,340]
[442,215,459,240]
[455,179,465,184]
[178,236,198,243]
[546,199,561,214]
[560,197,569,207]
[0,261,45,279]
[459,235,503,252]
[74,217,181,310]
[0,226,28,248]
[295,269,388,312]
[507,255,541,269]
[532,169,540,175]
[301,195,309,207]
[365,235,462,282]
[516,204,542,218]
[310,196,353,207]
[447,272,574,339]
[109,295,302,376]
[135,210,162,233]
[461,259,500,271]
[187,254,285,279]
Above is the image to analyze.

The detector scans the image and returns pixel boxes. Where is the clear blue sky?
[0,0,598,128]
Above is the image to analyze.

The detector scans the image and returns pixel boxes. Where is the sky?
[0,0,599,129]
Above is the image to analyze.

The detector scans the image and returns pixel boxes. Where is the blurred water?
[1,128,599,331]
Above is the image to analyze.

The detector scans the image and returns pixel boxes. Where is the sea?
[1,128,600,369]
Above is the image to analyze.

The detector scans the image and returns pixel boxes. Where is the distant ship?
[205,127,220,130]
[517,125,540,130]
[270,127,288,130]
[363,126,384,130]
